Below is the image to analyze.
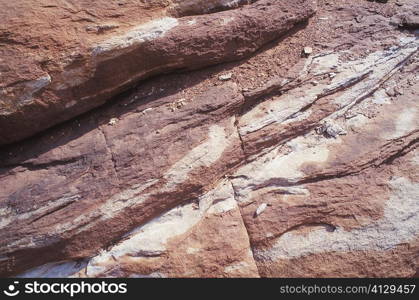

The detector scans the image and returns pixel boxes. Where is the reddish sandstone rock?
[0,0,316,145]
[0,82,245,275]
[0,0,418,278]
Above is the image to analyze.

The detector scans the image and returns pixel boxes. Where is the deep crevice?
[98,126,121,185]
[228,179,262,278]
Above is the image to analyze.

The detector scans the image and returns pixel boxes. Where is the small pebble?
[255,203,268,217]
[219,73,233,81]
[303,46,313,56]
[108,118,118,126]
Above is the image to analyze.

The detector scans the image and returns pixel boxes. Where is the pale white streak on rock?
[5,180,157,251]
[83,180,237,277]
[232,134,340,204]
[371,89,391,105]
[255,203,267,216]
[215,0,247,9]
[238,39,418,135]
[384,107,418,140]
[330,40,418,118]
[186,247,200,254]
[0,75,51,115]
[19,181,237,278]
[52,18,179,91]
[21,75,51,102]
[92,17,179,58]
[68,179,158,234]
[0,194,80,229]
[162,123,230,190]
[11,123,230,250]
[220,16,235,25]
[64,100,78,109]
[239,87,320,135]
[254,177,419,261]
[343,86,391,129]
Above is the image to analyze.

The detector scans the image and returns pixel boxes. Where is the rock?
[230,37,419,277]
[0,0,316,145]
[400,14,419,29]
[219,73,233,81]
[108,118,118,126]
[394,86,404,95]
[316,121,347,138]
[18,181,260,278]
[386,87,397,97]
[255,203,268,217]
[303,46,313,56]
[0,82,245,276]
[0,0,418,279]
[391,1,419,29]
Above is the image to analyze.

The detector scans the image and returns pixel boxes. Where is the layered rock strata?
[0,0,316,145]
[0,0,418,278]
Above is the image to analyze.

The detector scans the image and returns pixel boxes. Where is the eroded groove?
[28,200,77,225]
[98,126,121,185]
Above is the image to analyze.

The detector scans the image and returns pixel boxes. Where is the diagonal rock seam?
[228,179,261,277]
[97,125,121,185]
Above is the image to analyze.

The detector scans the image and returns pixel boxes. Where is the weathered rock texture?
[0,0,316,145]
[0,0,418,278]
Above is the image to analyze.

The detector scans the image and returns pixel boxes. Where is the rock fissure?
[228,179,261,277]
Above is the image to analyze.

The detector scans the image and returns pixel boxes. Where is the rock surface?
[0,0,418,278]
[0,0,316,145]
